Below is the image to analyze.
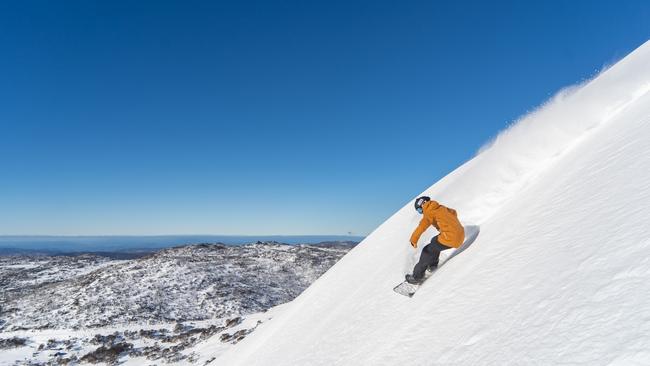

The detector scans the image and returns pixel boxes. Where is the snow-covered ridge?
[213,41,650,365]
[0,242,353,331]
[0,242,354,364]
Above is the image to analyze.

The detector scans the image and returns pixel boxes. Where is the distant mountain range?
[0,235,364,254]
[0,241,357,364]
[0,241,357,331]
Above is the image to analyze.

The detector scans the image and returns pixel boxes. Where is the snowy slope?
[212,41,650,365]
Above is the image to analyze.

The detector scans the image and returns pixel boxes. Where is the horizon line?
[0,234,366,238]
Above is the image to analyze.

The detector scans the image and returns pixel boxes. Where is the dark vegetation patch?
[0,336,27,349]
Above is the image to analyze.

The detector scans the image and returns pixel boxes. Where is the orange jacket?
[410,200,464,248]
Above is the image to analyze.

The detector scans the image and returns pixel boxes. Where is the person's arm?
[409,217,430,248]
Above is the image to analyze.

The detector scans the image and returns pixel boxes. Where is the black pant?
[412,236,452,280]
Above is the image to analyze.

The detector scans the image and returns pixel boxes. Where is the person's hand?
[410,241,417,249]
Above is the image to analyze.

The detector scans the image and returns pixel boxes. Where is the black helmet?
[414,196,430,213]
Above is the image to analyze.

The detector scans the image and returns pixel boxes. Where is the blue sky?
[1,0,648,236]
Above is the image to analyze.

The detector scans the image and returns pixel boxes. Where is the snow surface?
[212,41,650,365]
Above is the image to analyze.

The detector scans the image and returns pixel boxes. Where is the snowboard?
[393,268,438,297]
[393,225,480,298]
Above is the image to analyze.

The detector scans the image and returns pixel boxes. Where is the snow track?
[212,41,650,365]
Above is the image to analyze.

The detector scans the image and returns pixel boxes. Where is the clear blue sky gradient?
[1,0,648,235]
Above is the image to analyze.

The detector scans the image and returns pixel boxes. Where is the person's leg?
[412,236,452,279]
[412,246,432,280]
[428,238,453,268]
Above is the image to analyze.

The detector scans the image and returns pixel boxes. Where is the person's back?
[410,200,464,248]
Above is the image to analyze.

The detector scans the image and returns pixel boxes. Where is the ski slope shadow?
[441,225,481,265]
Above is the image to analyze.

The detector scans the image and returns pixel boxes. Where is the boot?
[405,274,423,285]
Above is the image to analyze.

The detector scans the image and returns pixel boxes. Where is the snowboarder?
[405,196,465,284]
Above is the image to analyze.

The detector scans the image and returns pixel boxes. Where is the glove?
[410,241,417,249]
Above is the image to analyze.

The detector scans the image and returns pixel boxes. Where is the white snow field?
[212,41,650,365]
